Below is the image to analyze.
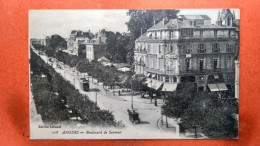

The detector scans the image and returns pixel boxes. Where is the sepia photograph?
[29,9,240,139]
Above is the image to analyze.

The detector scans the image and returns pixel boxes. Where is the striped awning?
[216,83,228,91]
[162,83,177,92]
[147,80,156,88]
[152,81,163,90]
[208,83,228,92]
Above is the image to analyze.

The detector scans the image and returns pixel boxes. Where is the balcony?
[145,67,178,75]
[180,68,234,75]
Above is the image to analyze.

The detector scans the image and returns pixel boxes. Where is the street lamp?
[131,79,133,109]
[150,80,153,103]
[95,92,97,105]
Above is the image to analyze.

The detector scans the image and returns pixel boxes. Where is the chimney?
[154,20,156,26]
[163,18,165,25]
[141,28,143,35]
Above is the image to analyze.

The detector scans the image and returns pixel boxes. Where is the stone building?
[66,30,106,56]
[134,13,239,94]
[81,42,106,62]
[30,38,45,46]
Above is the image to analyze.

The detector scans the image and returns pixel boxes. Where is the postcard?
[29,9,240,139]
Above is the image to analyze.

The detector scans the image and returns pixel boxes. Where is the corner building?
[134,15,239,93]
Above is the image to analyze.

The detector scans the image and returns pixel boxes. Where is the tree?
[131,74,148,96]
[181,92,216,138]
[180,91,238,139]
[104,31,132,63]
[126,34,135,66]
[48,34,67,51]
[201,99,238,138]
[126,10,180,39]
[76,59,90,73]
[162,82,197,120]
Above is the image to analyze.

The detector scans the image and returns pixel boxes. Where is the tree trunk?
[161,114,164,125]
[166,115,168,128]
[195,125,197,139]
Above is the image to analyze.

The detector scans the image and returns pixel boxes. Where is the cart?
[127,109,141,124]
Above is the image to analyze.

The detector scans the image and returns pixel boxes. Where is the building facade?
[84,43,107,62]
[66,30,106,56]
[134,13,239,94]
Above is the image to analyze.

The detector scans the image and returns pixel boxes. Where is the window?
[165,76,169,82]
[226,56,232,68]
[199,44,206,53]
[184,44,191,54]
[214,30,218,37]
[159,45,161,53]
[213,58,218,70]
[170,45,173,53]
[212,43,220,53]
[229,30,231,38]
[199,75,204,80]
[190,21,193,25]
[226,44,233,52]
[199,59,204,70]
[200,30,203,37]
[186,58,190,71]
[173,77,177,82]
[181,29,194,37]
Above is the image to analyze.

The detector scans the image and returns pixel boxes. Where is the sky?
[29,9,240,39]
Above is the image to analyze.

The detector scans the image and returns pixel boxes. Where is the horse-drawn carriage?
[127,109,141,124]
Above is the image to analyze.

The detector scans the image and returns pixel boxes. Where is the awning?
[208,83,228,92]
[152,81,163,90]
[147,80,156,88]
[208,84,219,92]
[216,83,228,91]
[162,83,177,92]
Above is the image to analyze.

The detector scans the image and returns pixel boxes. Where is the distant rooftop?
[178,15,211,20]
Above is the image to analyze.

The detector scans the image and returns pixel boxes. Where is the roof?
[178,15,211,20]
[147,19,193,31]
[233,19,240,27]
[136,18,236,41]
[98,56,110,62]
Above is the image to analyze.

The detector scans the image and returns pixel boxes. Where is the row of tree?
[162,83,238,138]
[30,48,123,127]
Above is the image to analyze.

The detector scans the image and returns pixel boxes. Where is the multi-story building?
[81,42,106,62]
[66,30,107,56]
[134,12,239,94]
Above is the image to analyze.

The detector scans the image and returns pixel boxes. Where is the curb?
[157,118,163,132]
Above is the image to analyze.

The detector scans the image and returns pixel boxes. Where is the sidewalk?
[157,115,180,137]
